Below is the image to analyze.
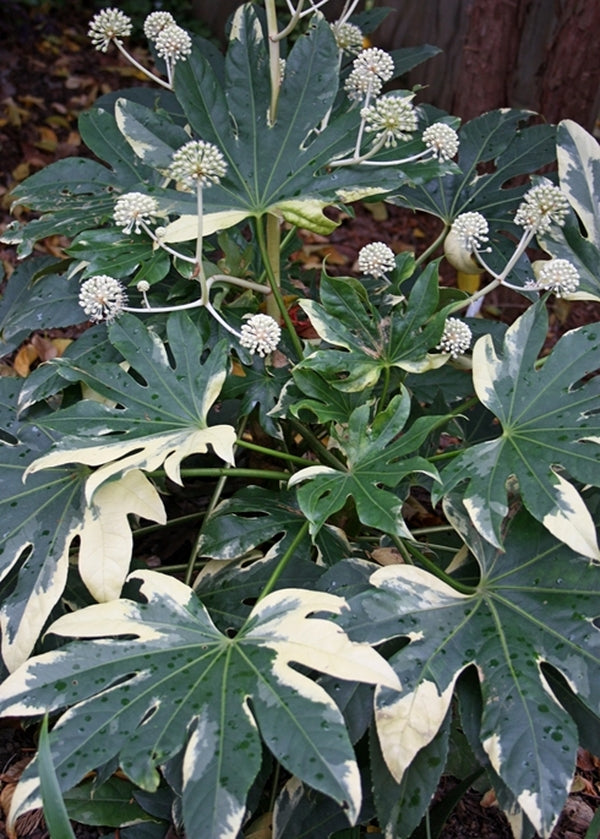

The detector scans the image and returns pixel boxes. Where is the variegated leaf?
[342,506,600,837]
[0,572,400,838]
[435,301,600,558]
[24,312,236,500]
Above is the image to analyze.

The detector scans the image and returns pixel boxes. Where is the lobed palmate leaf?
[0,379,162,670]
[435,300,600,558]
[24,311,236,501]
[0,571,400,838]
[343,505,600,837]
[289,389,441,537]
[298,266,448,393]
[539,119,600,301]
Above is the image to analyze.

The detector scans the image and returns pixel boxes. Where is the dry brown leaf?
[12,344,38,377]
[370,547,405,566]
[244,811,272,838]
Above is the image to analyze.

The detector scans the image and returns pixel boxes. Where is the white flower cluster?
[437,318,472,358]
[88,8,132,52]
[155,24,192,64]
[514,181,569,234]
[330,21,364,55]
[345,47,394,101]
[169,141,228,189]
[361,94,418,147]
[450,212,489,253]
[79,275,127,322]
[239,314,282,357]
[536,259,580,297]
[143,11,175,40]
[422,123,459,161]
[357,242,396,278]
[114,192,159,234]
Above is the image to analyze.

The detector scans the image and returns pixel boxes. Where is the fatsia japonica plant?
[0,1,599,837]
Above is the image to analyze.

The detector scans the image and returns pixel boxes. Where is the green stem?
[264,0,281,123]
[256,520,310,603]
[148,467,290,480]
[414,224,449,268]
[236,438,311,467]
[379,364,391,411]
[287,417,347,471]
[400,538,476,595]
[196,182,208,304]
[113,39,171,89]
[256,215,304,360]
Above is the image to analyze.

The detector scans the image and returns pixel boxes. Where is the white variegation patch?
[275,200,339,235]
[26,425,237,503]
[248,588,401,691]
[48,599,164,642]
[370,563,471,610]
[7,773,42,833]
[542,470,600,560]
[375,677,458,783]
[516,789,545,837]
[80,470,166,602]
[557,119,600,249]
[463,492,507,549]
[1,540,73,672]
[161,211,251,242]
[288,464,339,487]
[115,100,171,171]
[482,731,502,772]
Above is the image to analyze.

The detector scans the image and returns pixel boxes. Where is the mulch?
[0,4,599,838]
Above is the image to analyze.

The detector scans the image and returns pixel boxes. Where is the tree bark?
[539,0,600,129]
[450,0,523,121]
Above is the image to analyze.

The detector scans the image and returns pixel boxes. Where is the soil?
[0,4,599,839]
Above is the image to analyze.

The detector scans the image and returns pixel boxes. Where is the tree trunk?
[450,0,523,121]
[539,0,600,128]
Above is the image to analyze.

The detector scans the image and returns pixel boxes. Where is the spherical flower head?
[88,8,132,53]
[114,192,159,234]
[331,21,364,55]
[361,94,418,147]
[344,67,383,102]
[136,280,150,293]
[536,259,580,297]
[79,275,127,322]
[239,314,281,357]
[450,212,489,253]
[358,242,396,278]
[169,141,227,189]
[155,24,192,64]
[437,318,472,358]
[354,48,395,83]
[143,11,176,41]
[423,123,459,161]
[514,181,569,234]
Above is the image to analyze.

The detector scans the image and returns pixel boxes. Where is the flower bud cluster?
[437,318,472,358]
[450,212,489,253]
[330,21,364,55]
[155,24,192,64]
[169,141,228,189]
[357,242,396,278]
[536,259,580,297]
[514,181,569,234]
[143,11,175,40]
[361,94,418,147]
[239,314,282,357]
[79,275,127,322]
[88,8,132,52]
[114,192,159,234]
[345,47,394,101]
[422,123,459,161]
